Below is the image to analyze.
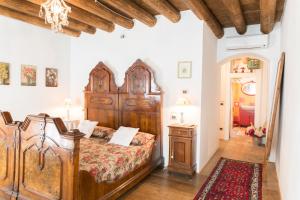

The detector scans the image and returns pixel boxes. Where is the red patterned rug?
[194,158,262,200]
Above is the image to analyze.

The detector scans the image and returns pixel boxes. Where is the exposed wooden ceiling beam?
[222,0,246,34]
[140,0,181,23]
[260,0,277,34]
[0,0,95,34]
[66,0,134,29]
[68,19,96,34]
[0,6,80,37]
[101,0,157,27]
[185,0,224,38]
[27,0,114,32]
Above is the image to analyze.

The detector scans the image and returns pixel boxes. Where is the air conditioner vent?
[225,34,269,50]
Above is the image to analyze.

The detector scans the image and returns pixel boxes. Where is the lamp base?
[180,112,184,124]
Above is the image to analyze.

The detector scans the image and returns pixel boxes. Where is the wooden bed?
[0,59,163,200]
[81,59,163,199]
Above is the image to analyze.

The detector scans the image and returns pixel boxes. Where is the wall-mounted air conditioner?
[225,34,269,50]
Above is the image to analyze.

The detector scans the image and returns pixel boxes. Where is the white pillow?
[77,120,98,138]
[108,126,139,146]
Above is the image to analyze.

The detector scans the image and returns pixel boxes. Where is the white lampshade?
[176,97,191,106]
[64,98,72,108]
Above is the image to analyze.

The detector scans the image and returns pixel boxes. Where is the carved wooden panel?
[22,145,62,199]
[85,62,118,94]
[18,115,84,200]
[84,62,119,129]
[119,59,161,95]
[119,59,162,136]
[0,112,19,199]
[129,71,148,94]
[0,141,8,181]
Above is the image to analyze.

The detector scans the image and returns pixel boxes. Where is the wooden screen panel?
[0,112,20,199]
[18,114,84,200]
[84,62,119,129]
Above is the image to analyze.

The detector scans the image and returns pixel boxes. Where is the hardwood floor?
[120,136,281,200]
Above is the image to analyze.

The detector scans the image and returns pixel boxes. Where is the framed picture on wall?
[0,62,10,85]
[178,61,192,78]
[21,65,37,86]
[46,68,58,87]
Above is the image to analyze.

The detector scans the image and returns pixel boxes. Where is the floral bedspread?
[79,137,154,183]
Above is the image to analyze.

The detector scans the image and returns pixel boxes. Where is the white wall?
[217,24,282,161]
[199,23,219,170]
[0,16,71,121]
[69,11,209,171]
[276,1,300,199]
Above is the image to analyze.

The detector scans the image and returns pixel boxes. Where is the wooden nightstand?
[168,124,197,176]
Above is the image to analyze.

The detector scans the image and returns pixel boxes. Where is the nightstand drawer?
[169,128,192,137]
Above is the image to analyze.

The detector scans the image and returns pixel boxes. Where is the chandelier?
[39,0,71,32]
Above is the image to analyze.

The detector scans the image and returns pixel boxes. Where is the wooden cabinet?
[168,124,196,176]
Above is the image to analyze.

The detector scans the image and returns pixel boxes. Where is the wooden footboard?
[0,112,21,200]
[17,114,84,200]
[79,140,163,200]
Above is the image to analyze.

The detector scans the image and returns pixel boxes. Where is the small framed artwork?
[0,62,10,85]
[21,65,37,86]
[178,61,192,79]
[46,68,58,87]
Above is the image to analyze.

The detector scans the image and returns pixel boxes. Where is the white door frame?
[219,54,269,140]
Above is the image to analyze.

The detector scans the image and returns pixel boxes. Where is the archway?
[218,54,269,141]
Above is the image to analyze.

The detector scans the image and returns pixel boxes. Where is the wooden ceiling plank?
[185,0,224,38]
[101,0,157,27]
[66,0,134,29]
[140,0,181,23]
[27,0,114,32]
[260,0,277,34]
[0,0,96,34]
[0,5,80,37]
[222,0,246,34]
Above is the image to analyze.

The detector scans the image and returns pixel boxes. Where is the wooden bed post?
[17,114,84,200]
[0,111,21,200]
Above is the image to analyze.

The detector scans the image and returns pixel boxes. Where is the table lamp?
[64,98,72,120]
[176,97,191,124]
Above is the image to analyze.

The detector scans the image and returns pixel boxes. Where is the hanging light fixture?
[39,0,71,32]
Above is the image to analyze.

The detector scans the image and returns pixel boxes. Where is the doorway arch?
[218,54,269,140]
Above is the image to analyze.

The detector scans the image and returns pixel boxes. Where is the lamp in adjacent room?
[176,97,191,124]
[64,98,72,120]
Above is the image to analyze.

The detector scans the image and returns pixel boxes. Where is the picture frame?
[247,58,261,70]
[0,62,10,85]
[21,65,37,86]
[178,61,192,79]
[46,68,58,87]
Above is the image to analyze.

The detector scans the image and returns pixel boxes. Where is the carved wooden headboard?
[119,60,162,136]
[84,62,119,129]
[84,59,162,137]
